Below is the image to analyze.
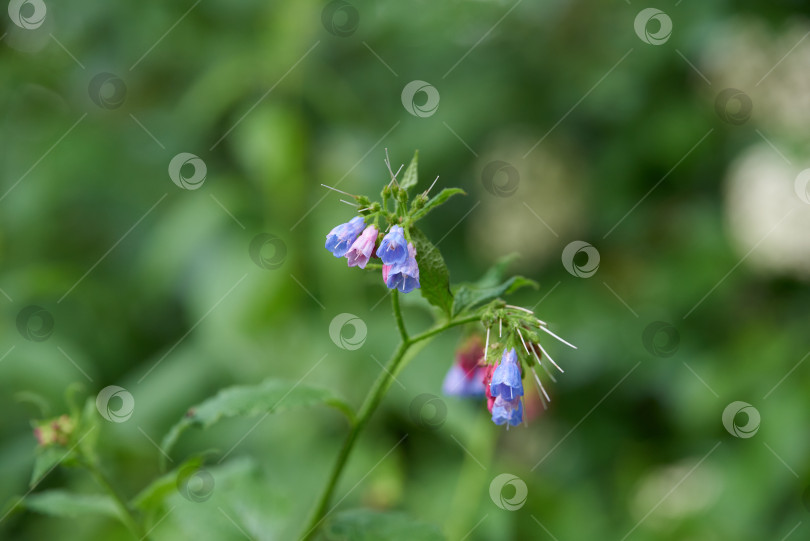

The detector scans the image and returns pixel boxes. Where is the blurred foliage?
[2,0,810,540]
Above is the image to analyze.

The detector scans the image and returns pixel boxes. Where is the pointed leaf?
[23,490,120,520]
[324,509,446,541]
[132,455,204,513]
[30,445,73,487]
[410,228,453,317]
[411,188,465,220]
[400,151,418,191]
[452,276,538,316]
[160,379,352,466]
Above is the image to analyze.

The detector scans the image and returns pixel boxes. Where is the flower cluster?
[33,414,75,447]
[326,221,420,293]
[443,304,576,427]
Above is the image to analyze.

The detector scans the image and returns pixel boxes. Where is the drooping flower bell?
[382,242,420,293]
[489,348,523,401]
[346,225,378,269]
[442,336,486,397]
[377,225,408,265]
[325,216,366,258]
[491,395,523,426]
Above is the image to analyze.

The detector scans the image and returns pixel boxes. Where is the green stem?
[300,304,481,540]
[83,459,145,539]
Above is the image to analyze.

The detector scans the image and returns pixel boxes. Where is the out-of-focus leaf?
[132,455,204,513]
[411,228,453,317]
[400,150,418,191]
[30,445,71,487]
[324,509,446,541]
[452,254,538,316]
[160,379,352,466]
[412,188,466,220]
[22,490,120,519]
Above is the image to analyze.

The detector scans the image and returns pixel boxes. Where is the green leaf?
[411,188,465,220]
[476,253,520,287]
[30,445,72,487]
[160,379,353,466]
[410,228,453,317]
[23,490,120,519]
[324,509,446,541]
[400,151,418,191]
[132,455,204,513]
[453,276,538,317]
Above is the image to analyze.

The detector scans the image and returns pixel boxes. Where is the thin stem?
[301,303,479,540]
[392,290,408,342]
[84,459,144,539]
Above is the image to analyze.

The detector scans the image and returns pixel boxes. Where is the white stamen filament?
[536,342,564,373]
[425,175,439,196]
[539,325,577,349]
[507,304,534,315]
[536,318,548,327]
[339,199,358,207]
[499,318,502,338]
[530,366,551,407]
[321,184,355,197]
[484,327,490,362]
[516,328,531,355]
[531,346,557,383]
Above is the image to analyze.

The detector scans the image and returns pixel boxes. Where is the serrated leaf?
[23,490,120,520]
[160,379,352,466]
[452,276,538,317]
[410,228,453,317]
[400,151,418,191]
[412,188,465,220]
[324,509,446,541]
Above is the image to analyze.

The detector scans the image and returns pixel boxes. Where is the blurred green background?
[2,0,810,539]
